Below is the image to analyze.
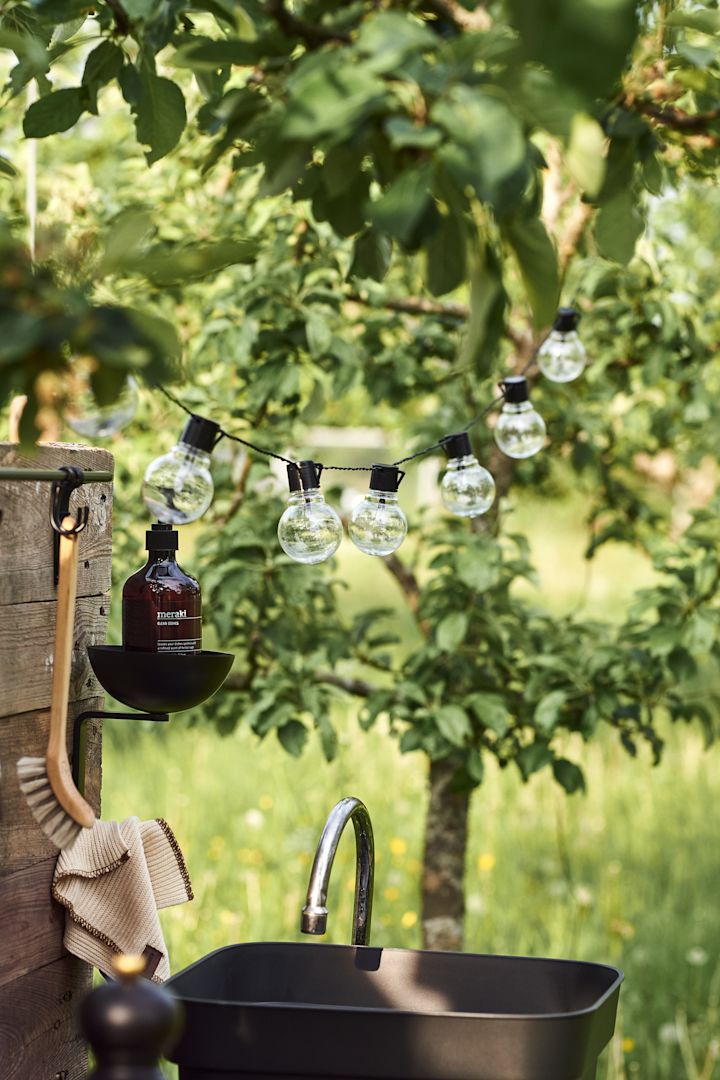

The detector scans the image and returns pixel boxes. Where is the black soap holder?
[71,647,234,792]
[87,645,234,714]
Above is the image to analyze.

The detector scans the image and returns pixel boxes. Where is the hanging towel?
[52,816,193,982]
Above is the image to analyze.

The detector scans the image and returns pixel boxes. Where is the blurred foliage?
[0,0,719,803]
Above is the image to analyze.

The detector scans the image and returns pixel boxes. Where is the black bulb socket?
[179,414,221,454]
[553,307,580,333]
[369,464,404,493]
[502,376,530,404]
[146,522,179,551]
[440,432,473,460]
[288,460,323,492]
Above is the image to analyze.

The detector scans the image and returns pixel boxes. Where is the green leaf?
[385,116,443,150]
[121,0,157,18]
[0,155,17,177]
[594,191,644,264]
[172,36,262,69]
[284,59,386,141]
[460,243,502,374]
[304,311,333,357]
[436,611,468,652]
[129,67,186,164]
[23,88,84,137]
[97,208,154,277]
[517,740,553,779]
[130,238,259,285]
[665,10,720,34]
[432,86,527,212]
[507,0,638,101]
[277,719,308,757]
[456,546,500,591]
[366,166,432,245]
[82,40,124,111]
[348,229,392,282]
[553,758,586,794]
[565,113,606,198]
[502,215,560,328]
[435,704,471,747]
[356,11,435,74]
[534,690,568,734]
[425,211,466,297]
[466,747,485,784]
[466,692,510,737]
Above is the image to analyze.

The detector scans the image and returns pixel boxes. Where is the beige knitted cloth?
[52,816,193,982]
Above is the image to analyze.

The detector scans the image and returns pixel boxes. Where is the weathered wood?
[0,703,103,873]
[0,442,113,606]
[0,442,111,1080]
[0,596,109,719]
[0,857,64,988]
[0,955,90,1079]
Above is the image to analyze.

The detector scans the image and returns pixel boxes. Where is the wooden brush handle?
[47,518,95,828]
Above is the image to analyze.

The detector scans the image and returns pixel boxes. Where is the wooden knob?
[80,954,183,1079]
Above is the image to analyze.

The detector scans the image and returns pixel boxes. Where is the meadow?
[102,492,720,1079]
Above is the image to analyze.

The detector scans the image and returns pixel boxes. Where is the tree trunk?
[421,758,471,951]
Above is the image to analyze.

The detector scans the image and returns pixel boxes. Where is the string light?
[537,308,587,383]
[348,465,407,557]
[493,377,546,460]
[141,306,587,557]
[277,461,343,564]
[439,432,495,518]
[142,415,220,524]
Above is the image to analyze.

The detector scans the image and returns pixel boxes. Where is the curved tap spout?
[301,797,374,946]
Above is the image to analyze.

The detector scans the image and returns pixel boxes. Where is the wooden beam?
[0,703,103,873]
[0,956,90,1079]
[0,443,113,606]
[0,597,108,719]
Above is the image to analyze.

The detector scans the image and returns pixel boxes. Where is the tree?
[1,0,720,948]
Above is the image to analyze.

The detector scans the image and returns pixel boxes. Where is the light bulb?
[349,464,407,556]
[277,460,343,564]
[538,307,586,383]
[65,362,138,438]
[142,415,219,524]
[439,432,495,518]
[494,377,546,459]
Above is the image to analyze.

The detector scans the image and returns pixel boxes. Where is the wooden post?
[0,441,113,1080]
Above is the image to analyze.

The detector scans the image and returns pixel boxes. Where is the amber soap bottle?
[122,523,201,653]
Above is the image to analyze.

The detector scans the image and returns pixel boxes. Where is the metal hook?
[50,466,89,585]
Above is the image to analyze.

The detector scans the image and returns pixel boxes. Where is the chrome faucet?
[301,797,374,946]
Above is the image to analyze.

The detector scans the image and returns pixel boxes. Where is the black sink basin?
[166,942,622,1080]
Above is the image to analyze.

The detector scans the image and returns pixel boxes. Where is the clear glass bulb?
[277,489,343,564]
[349,489,407,556]
[142,443,214,524]
[538,329,587,383]
[65,372,138,438]
[494,401,546,459]
[441,455,496,517]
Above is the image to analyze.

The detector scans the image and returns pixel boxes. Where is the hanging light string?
[154,321,553,474]
[139,309,585,559]
[155,369,517,474]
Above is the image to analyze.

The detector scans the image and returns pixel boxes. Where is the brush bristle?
[17,756,82,850]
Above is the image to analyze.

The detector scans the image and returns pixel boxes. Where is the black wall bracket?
[72,709,169,795]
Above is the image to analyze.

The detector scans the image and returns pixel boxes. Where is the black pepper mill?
[80,954,183,1079]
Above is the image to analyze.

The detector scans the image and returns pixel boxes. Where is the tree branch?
[265,0,350,46]
[223,669,376,698]
[636,101,720,132]
[384,553,422,614]
[347,291,469,320]
[106,0,131,35]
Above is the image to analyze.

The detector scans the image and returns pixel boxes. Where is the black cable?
[151,327,548,474]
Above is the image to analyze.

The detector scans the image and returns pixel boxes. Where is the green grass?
[101,493,720,1079]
